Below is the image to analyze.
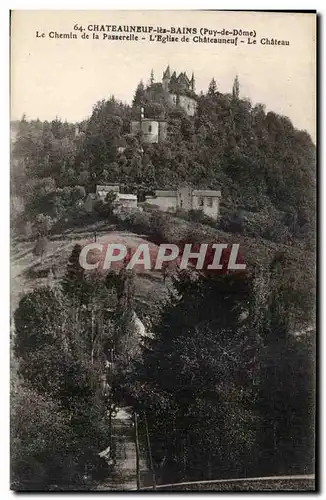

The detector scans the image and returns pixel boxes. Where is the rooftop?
[117,193,137,200]
[96,184,120,192]
[192,190,221,197]
[153,189,221,198]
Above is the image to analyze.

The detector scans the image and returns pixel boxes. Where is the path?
[97,407,151,491]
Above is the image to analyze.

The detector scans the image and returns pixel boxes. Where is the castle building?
[162,65,197,116]
[130,66,197,144]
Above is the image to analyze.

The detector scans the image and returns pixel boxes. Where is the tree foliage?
[12,246,146,489]
[11,75,315,487]
[121,271,262,481]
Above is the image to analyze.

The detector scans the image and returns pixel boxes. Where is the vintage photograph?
[10,10,316,491]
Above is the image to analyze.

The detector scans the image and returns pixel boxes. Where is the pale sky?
[10,10,316,140]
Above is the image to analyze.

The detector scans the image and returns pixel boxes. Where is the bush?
[13,219,33,239]
[141,202,161,212]
[218,211,245,234]
[13,286,112,490]
[11,386,75,490]
[11,381,108,491]
[93,200,112,218]
[117,209,151,233]
[187,209,216,226]
[33,213,54,236]
[174,208,217,229]
[262,220,291,244]
[148,211,171,243]
[218,209,291,244]
[174,207,190,220]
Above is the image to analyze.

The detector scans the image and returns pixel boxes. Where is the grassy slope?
[10,219,169,318]
[10,212,315,326]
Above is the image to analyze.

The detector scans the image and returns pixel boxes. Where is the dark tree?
[132,80,146,107]
[208,77,218,96]
[125,270,261,482]
[61,244,87,302]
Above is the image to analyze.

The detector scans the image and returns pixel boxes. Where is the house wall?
[141,120,159,143]
[145,195,177,211]
[130,120,160,144]
[177,185,193,210]
[192,195,220,219]
[178,95,197,116]
[118,198,138,209]
[144,188,221,218]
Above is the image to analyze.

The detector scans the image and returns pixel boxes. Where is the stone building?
[114,193,138,211]
[130,66,197,144]
[145,186,221,220]
[96,184,120,201]
[95,185,138,211]
[130,107,167,144]
[162,65,197,116]
[130,117,167,144]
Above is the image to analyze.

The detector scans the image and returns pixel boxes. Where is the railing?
[139,474,315,491]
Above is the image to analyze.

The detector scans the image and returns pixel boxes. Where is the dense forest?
[10,76,316,490]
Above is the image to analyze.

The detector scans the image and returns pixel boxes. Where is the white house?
[114,193,138,210]
[96,184,120,201]
[192,190,221,219]
[94,185,138,213]
[145,190,177,211]
[145,186,221,220]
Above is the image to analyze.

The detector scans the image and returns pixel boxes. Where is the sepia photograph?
[9,9,316,492]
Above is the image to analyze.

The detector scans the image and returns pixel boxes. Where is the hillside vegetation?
[11,76,315,247]
[10,75,316,490]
